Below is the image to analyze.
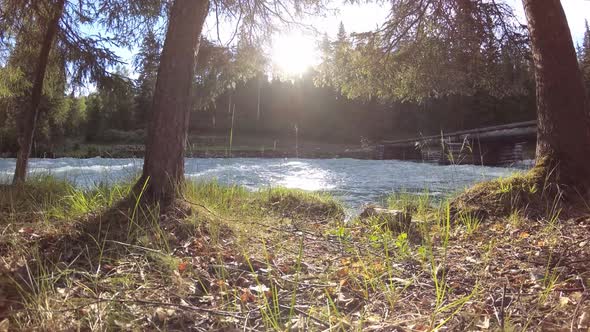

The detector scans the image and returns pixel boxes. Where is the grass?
[457,211,481,234]
[0,175,589,331]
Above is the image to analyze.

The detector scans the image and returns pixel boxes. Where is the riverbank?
[1,146,374,159]
[0,136,375,159]
[1,177,588,330]
[0,158,520,211]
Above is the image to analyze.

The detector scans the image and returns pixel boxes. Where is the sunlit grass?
[1,174,585,331]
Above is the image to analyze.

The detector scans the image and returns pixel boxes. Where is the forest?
[1,0,590,331]
[10,18,586,158]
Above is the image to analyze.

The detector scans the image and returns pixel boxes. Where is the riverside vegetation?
[2,1,590,330]
[0,174,588,331]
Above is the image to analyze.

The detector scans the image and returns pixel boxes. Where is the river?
[0,158,526,210]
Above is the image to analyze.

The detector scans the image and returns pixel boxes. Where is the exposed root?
[450,163,589,222]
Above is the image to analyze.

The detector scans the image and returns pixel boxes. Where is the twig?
[570,275,589,332]
[92,297,246,319]
[105,240,162,253]
[278,304,329,329]
[500,284,506,331]
[491,284,508,331]
[181,197,218,218]
[18,296,245,320]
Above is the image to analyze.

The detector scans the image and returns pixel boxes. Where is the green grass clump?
[184,180,252,215]
[0,175,133,232]
[184,180,345,221]
[450,170,551,222]
[386,190,434,217]
[1,174,586,331]
[0,175,72,214]
[261,187,345,220]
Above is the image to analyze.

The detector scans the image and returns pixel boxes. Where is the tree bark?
[136,0,209,202]
[522,0,590,192]
[12,0,66,184]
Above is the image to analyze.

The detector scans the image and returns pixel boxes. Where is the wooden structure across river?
[376,121,537,166]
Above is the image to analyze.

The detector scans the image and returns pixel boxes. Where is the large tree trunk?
[136,0,209,203]
[523,0,590,193]
[12,0,66,184]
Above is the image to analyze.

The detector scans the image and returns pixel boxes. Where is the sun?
[270,32,318,76]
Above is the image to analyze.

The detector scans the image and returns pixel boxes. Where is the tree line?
[2,21,546,154]
[1,0,590,204]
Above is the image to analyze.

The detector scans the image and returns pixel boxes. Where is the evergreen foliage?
[133,29,162,128]
[316,2,531,102]
[581,20,590,94]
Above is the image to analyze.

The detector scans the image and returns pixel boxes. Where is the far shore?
[0,143,376,160]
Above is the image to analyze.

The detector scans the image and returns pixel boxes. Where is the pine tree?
[136,0,209,202]
[12,0,66,183]
[318,0,590,192]
[64,96,86,137]
[134,30,162,127]
[523,0,590,189]
[84,93,103,141]
[137,0,327,203]
[336,22,346,44]
[581,20,590,95]
[1,0,163,183]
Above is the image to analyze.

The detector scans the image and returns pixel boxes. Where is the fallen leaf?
[578,311,590,330]
[178,261,188,273]
[154,308,176,321]
[559,296,570,307]
[337,267,349,278]
[476,316,490,329]
[0,319,9,332]
[18,227,34,234]
[240,289,255,303]
[249,284,270,294]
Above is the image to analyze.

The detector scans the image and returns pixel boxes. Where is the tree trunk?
[136,0,209,203]
[12,0,66,184]
[522,0,590,192]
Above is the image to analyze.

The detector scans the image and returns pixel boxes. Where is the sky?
[115,0,590,76]
[303,0,590,42]
[513,0,590,43]
[267,0,590,75]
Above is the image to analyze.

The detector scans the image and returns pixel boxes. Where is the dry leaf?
[154,307,176,321]
[240,289,255,303]
[249,284,270,294]
[559,296,570,307]
[337,267,349,278]
[0,319,9,332]
[476,316,490,329]
[578,311,589,330]
[18,227,34,234]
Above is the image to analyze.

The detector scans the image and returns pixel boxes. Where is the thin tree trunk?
[257,76,261,122]
[522,0,590,192]
[136,0,209,203]
[12,0,65,184]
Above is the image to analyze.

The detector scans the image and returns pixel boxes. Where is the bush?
[94,129,146,143]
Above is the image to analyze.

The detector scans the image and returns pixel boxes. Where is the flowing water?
[0,158,525,210]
